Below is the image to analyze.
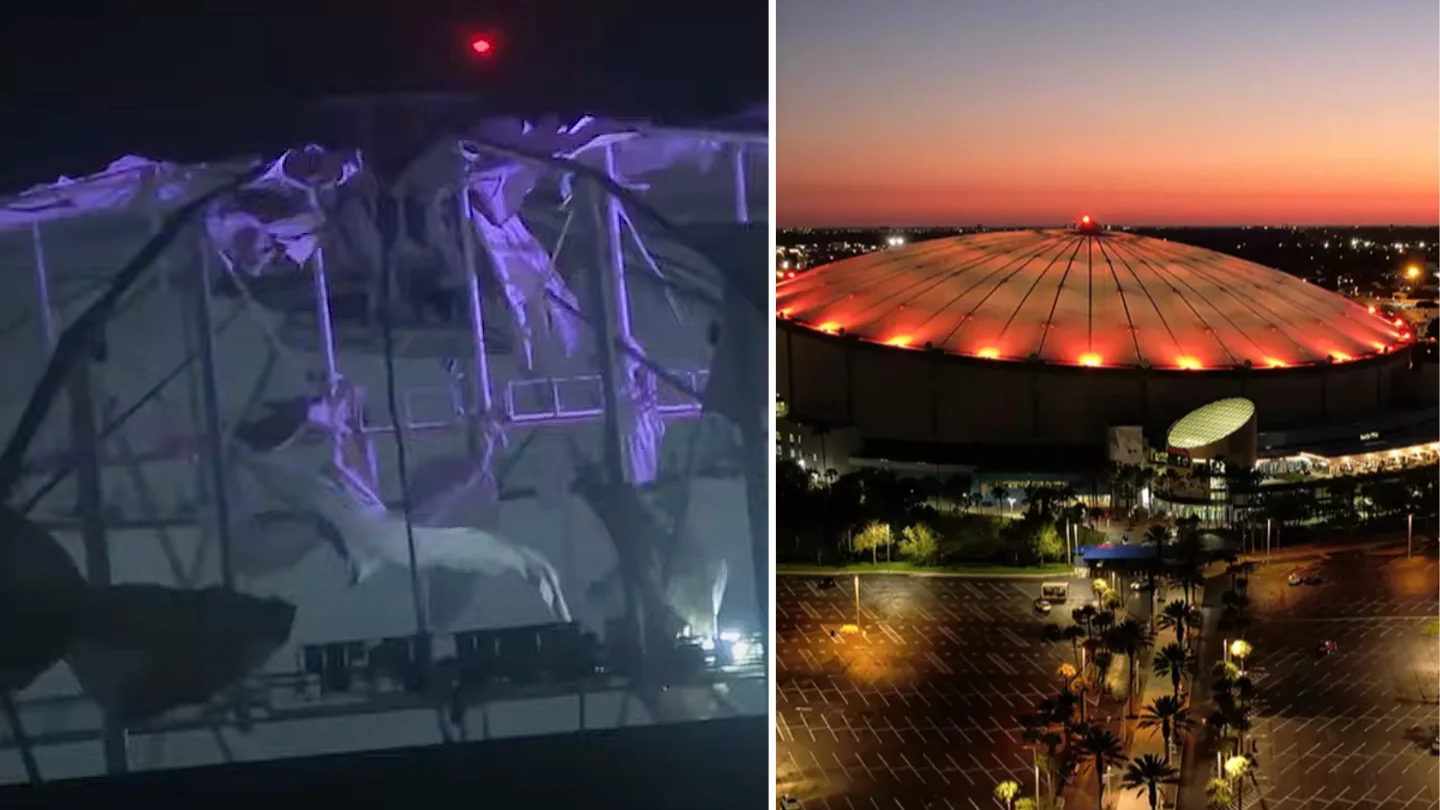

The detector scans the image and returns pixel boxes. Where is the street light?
[1408,512,1414,558]
[854,574,861,627]
[1007,496,1016,516]
[1229,639,1253,674]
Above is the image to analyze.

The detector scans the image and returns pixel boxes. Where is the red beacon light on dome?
[468,35,496,57]
[1077,214,1099,232]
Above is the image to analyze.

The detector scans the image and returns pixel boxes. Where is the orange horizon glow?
[816,321,842,334]
[976,347,1002,359]
[1078,352,1102,367]
[779,3,1439,227]
[885,335,913,347]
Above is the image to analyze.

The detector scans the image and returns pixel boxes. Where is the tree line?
[777,461,1105,567]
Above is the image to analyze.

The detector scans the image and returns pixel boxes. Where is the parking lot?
[775,575,1096,810]
[1240,552,1439,810]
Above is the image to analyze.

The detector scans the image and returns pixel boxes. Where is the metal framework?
[0,110,767,781]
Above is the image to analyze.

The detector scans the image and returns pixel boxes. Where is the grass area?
[776,560,1074,576]
[1423,618,1439,637]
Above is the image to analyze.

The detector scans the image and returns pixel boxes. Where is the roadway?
[1229,549,1439,810]
[775,574,1102,810]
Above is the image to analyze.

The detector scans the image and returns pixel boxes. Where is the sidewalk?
[1060,586,1174,810]
[1112,611,1184,808]
[1176,579,1226,810]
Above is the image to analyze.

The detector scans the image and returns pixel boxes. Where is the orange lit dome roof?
[776,230,1409,370]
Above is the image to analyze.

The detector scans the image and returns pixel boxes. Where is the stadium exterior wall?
[778,322,1416,448]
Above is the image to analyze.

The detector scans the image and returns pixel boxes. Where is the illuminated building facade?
[777,229,1429,453]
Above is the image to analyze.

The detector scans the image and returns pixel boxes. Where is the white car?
[1287,573,1302,586]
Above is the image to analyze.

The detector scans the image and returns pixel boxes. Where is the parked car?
[1287,573,1303,586]
[1318,640,1337,656]
[1303,574,1322,585]
[1033,599,1053,615]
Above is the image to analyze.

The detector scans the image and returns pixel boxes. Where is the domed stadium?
[776,228,1421,448]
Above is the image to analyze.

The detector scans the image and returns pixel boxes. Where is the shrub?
[899,523,941,565]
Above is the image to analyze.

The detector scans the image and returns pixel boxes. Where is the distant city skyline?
[778,0,1440,227]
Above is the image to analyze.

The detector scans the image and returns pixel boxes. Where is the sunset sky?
[778,0,1440,227]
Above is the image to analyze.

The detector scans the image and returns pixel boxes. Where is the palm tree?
[1138,695,1191,763]
[1092,610,1116,637]
[1076,725,1127,810]
[1062,625,1087,668]
[1107,618,1154,715]
[1152,641,1194,699]
[1220,589,1249,614]
[1158,600,1192,647]
[1224,755,1253,810]
[992,484,1010,516]
[1205,777,1234,810]
[993,779,1021,810]
[1017,712,1064,796]
[1217,605,1251,639]
[1184,603,1205,647]
[1173,562,1205,606]
[1121,754,1179,810]
[1101,589,1124,612]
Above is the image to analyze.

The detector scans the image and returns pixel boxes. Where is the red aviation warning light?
[1077,214,1099,232]
[1081,215,1092,225]
[469,36,495,56]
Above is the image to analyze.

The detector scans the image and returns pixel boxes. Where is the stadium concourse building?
[775,223,1435,502]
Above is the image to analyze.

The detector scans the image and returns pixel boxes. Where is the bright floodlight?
[1081,214,1092,225]
[470,36,494,55]
[1406,265,1421,279]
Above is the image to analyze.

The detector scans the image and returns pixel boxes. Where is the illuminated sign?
[1164,446,1192,468]
[1359,432,1379,441]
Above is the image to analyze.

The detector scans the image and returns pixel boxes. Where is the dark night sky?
[0,1,769,188]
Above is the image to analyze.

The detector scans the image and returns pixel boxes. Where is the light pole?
[854,574,861,627]
[1008,496,1016,516]
[1265,518,1272,562]
[1229,639,1253,676]
[1408,512,1414,558]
